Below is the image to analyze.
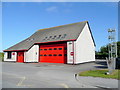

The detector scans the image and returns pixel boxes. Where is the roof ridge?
[37,21,88,31]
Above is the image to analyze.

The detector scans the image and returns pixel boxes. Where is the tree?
[95,45,108,59]
[117,41,120,57]
[96,41,120,59]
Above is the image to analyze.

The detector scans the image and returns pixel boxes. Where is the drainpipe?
[72,41,75,65]
[24,51,26,63]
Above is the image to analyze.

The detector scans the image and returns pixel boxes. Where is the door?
[39,43,67,64]
[17,52,24,62]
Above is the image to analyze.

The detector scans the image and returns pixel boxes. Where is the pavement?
[76,60,119,89]
[1,60,119,89]
[77,76,118,88]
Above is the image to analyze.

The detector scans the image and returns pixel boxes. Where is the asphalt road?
[2,60,118,88]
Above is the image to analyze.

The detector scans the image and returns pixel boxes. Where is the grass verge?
[79,69,120,80]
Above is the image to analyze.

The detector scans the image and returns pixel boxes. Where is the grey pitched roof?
[4,21,94,51]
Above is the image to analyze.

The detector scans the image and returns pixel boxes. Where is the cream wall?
[74,23,95,64]
[24,45,39,62]
[4,52,17,62]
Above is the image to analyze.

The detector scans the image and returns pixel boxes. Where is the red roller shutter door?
[39,43,67,64]
[17,52,24,63]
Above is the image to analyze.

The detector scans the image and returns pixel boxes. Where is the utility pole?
[106,28,117,74]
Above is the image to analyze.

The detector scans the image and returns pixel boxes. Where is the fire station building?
[4,21,95,64]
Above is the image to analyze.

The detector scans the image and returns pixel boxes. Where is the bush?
[116,57,120,69]
[0,52,4,61]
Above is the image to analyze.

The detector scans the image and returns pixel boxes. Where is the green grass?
[79,69,120,80]
[0,52,4,61]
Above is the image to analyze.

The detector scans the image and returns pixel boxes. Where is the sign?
[70,52,74,56]
[12,52,15,55]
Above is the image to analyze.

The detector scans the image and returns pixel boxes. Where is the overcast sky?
[2,2,118,52]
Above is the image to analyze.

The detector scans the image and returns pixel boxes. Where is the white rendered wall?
[75,23,95,64]
[24,45,39,62]
[4,52,17,62]
[67,41,74,64]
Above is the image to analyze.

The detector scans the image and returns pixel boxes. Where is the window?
[49,54,52,56]
[58,48,62,50]
[53,54,57,56]
[57,35,61,39]
[52,36,56,39]
[42,39,45,41]
[49,36,52,38]
[40,49,43,50]
[43,37,47,41]
[54,48,57,50]
[40,55,43,56]
[7,52,12,59]
[59,35,61,37]
[44,49,47,50]
[49,48,52,50]
[58,54,62,56]
[44,54,47,56]
[64,54,67,56]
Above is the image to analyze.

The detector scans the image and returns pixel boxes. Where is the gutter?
[3,49,27,52]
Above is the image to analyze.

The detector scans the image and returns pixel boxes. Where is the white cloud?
[46,6,58,12]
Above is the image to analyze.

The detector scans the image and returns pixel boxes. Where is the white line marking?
[60,83,69,88]
[2,72,32,87]
[17,76,26,86]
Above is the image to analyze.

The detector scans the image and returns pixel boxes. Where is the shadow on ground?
[94,60,108,69]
